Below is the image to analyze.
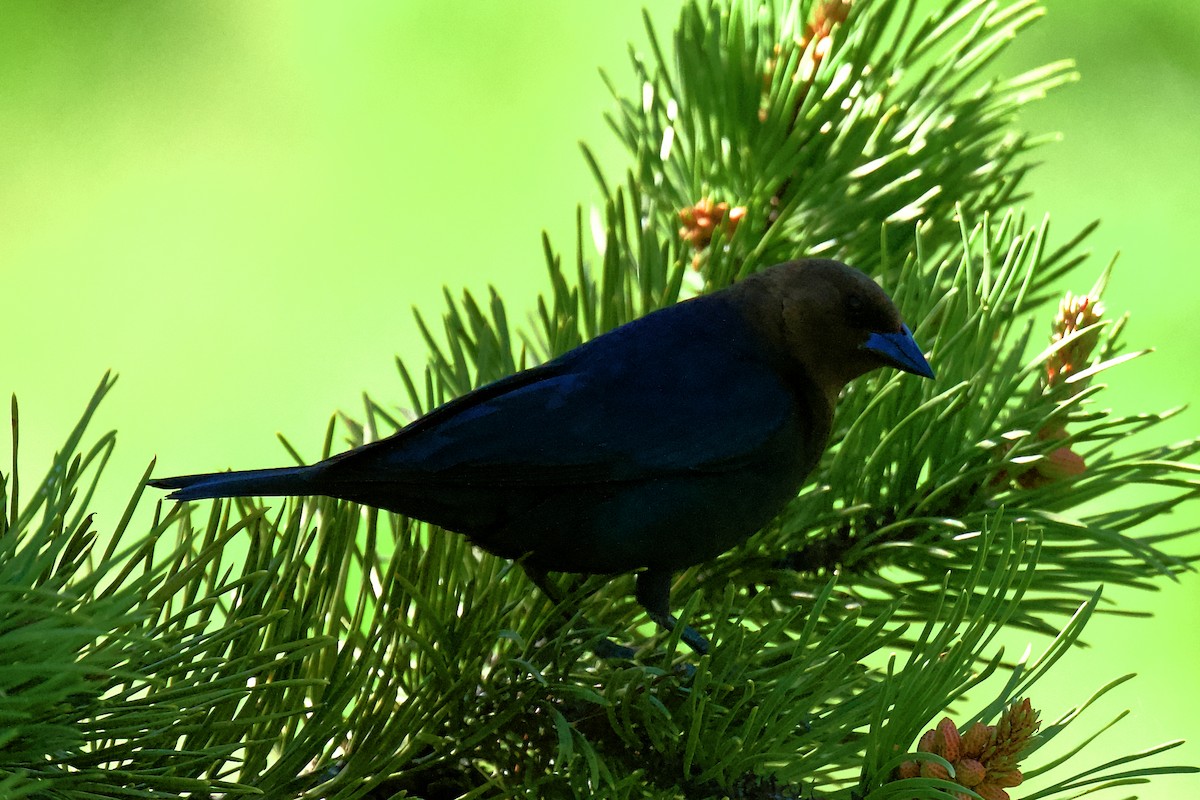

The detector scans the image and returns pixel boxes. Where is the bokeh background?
[2,1,1196,795]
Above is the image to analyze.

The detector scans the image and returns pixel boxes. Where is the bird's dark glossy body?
[151,259,934,654]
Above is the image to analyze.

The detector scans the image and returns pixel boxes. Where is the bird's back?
[308,292,831,573]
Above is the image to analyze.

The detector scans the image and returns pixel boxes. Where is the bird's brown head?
[729,258,934,406]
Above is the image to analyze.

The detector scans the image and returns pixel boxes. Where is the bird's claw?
[645,609,711,656]
[591,638,637,660]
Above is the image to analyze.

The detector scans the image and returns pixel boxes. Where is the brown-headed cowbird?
[150,259,933,655]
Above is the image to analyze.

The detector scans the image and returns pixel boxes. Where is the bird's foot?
[645,610,710,656]
[673,661,698,680]
[591,637,636,660]
[678,623,711,656]
[635,569,711,656]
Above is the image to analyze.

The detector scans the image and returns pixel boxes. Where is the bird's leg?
[635,570,710,656]
[522,565,635,660]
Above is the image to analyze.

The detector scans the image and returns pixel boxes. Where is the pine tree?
[2,1,1197,798]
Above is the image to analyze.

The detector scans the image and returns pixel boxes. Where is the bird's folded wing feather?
[327,297,797,488]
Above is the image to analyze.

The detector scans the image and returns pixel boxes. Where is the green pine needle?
[2,1,1196,798]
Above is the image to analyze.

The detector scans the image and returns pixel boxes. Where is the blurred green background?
[1,1,1196,795]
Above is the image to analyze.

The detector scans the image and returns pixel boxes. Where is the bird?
[150,258,933,656]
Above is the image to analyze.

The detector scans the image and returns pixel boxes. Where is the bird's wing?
[328,296,801,488]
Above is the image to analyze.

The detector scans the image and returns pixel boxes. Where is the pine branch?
[2,1,1197,798]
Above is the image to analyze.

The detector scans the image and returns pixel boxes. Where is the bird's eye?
[845,292,867,320]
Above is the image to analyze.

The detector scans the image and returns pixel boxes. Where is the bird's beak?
[863,324,935,379]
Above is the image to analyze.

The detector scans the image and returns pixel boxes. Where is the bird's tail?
[148,465,321,502]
